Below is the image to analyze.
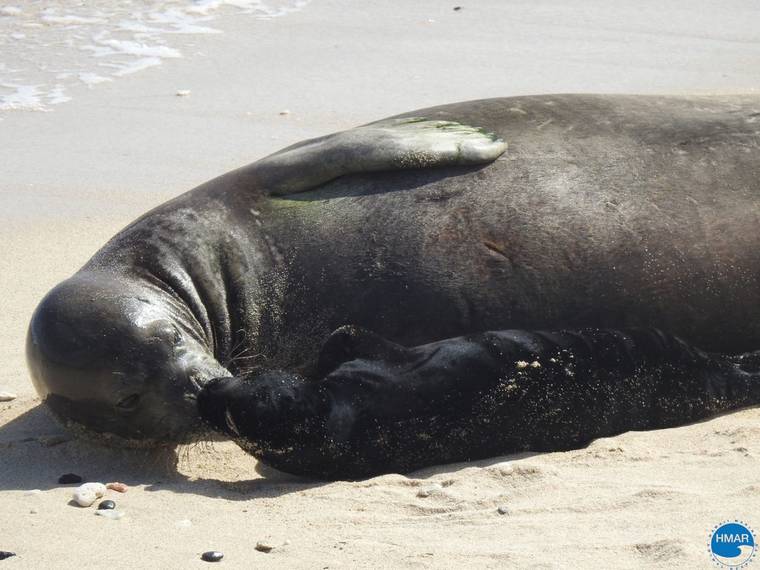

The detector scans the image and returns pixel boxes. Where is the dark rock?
[453,6,462,10]
[201,551,224,562]
[98,500,116,510]
[58,473,83,484]
[0,552,16,561]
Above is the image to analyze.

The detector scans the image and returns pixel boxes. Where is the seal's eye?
[146,321,182,348]
[116,394,141,411]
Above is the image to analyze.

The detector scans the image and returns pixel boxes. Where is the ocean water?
[0,0,310,112]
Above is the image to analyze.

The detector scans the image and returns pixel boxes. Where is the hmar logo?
[709,520,756,568]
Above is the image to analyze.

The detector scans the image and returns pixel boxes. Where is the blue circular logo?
[709,521,756,568]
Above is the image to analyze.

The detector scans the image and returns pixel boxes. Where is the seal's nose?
[197,376,243,435]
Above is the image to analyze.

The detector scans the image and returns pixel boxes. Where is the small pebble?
[416,484,442,498]
[95,509,125,520]
[106,482,128,493]
[497,505,510,515]
[201,551,224,562]
[176,519,192,528]
[98,500,116,510]
[175,89,191,97]
[0,391,17,402]
[453,5,462,10]
[0,552,16,561]
[58,473,83,484]
[279,109,290,116]
[255,542,274,553]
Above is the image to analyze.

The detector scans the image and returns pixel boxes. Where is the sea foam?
[0,0,311,113]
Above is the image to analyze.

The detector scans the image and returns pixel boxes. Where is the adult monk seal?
[27,94,760,477]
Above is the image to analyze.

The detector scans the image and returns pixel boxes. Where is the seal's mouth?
[187,361,232,394]
[36,362,232,449]
[42,391,204,448]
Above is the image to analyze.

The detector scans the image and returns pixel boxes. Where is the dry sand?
[1,1,759,568]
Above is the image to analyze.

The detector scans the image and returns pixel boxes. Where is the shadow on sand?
[0,403,549,501]
[0,404,326,500]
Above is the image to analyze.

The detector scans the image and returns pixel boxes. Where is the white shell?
[72,483,107,507]
[73,488,97,507]
[0,391,17,402]
[416,483,442,498]
[80,482,107,495]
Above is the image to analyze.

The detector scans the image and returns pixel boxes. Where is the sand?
[1,1,759,568]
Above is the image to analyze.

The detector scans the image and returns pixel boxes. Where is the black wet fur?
[198,326,760,479]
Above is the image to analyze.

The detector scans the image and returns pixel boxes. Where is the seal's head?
[26,273,229,446]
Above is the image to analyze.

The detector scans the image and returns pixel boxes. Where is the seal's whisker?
[225,351,264,375]
[223,329,251,365]
[227,353,262,364]
[224,345,256,366]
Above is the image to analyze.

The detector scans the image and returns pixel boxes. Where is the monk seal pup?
[198,326,760,479]
[27,94,760,471]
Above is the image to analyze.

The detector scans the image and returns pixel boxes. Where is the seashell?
[80,482,106,495]
[73,488,97,507]
[72,482,106,507]
[0,391,17,402]
[106,482,128,493]
[416,483,442,498]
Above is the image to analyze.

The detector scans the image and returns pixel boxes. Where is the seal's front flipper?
[316,325,409,376]
[246,118,507,196]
